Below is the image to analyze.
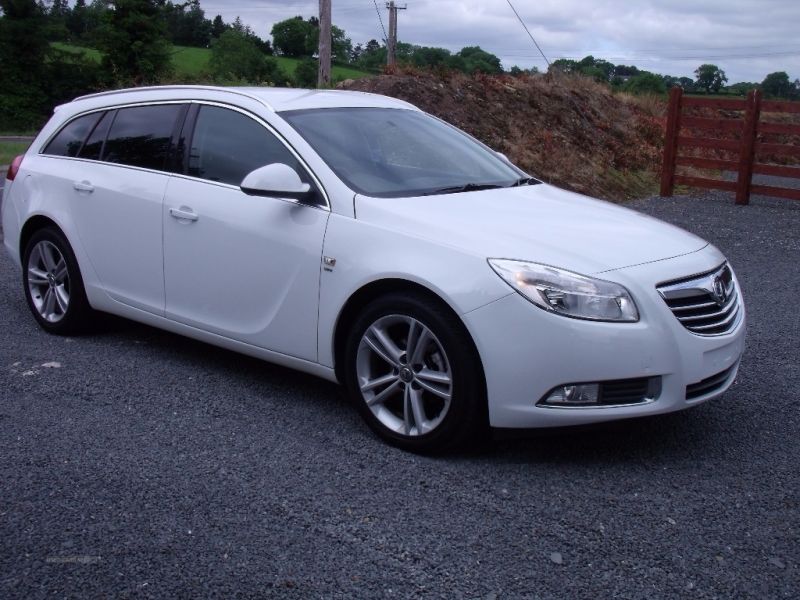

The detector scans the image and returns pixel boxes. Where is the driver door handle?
[169,207,199,222]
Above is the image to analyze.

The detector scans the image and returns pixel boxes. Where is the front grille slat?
[657,264,741,336]
[675,293,737,322]
[689,306,740,331]
[672,300,718,312]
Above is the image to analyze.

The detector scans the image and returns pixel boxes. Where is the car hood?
[354,184,708,274]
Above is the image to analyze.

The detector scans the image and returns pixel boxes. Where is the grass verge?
[0,141,31,165]
[53,42,371,82]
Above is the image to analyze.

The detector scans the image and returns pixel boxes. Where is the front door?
[162,104,329,361]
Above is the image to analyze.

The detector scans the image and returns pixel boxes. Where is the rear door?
[62,103,185,314]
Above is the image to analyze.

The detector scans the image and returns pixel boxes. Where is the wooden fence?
[660,87,800,205]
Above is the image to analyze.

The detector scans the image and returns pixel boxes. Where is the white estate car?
[2,86,745,452]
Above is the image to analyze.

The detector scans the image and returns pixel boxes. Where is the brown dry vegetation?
[339,69,666,201]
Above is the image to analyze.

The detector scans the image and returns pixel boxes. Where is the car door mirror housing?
[240,163,313,201]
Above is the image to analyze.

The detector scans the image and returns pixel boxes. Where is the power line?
[372,0,388,43]
[503,0,549,67]
[502,50,800,62]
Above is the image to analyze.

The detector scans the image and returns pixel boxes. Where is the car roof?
[67,85,418,114]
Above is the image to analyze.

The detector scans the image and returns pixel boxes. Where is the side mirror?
[240,163,312,201]
[495,151,510,163]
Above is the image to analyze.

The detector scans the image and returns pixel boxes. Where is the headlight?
[488,259,639,322]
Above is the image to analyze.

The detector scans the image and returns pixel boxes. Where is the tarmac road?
[0,190,797,598]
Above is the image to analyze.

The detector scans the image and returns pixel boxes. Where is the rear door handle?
[73,180,94,193]
[169,207,199,222]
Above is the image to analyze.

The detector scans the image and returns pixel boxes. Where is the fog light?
[543,383,600,406]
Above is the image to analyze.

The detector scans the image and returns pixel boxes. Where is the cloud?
[201,0,800,82]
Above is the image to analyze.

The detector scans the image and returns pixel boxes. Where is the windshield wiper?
[508,176,540,187]
[423,182,505,196]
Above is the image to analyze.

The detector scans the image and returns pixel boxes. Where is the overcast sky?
[201,0,798,83]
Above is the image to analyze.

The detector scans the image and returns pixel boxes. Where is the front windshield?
[280,107,527,198]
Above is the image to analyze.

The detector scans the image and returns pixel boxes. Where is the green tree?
[677,76,695,92]
[508,65,538,76]
[458,46,502,74]
[66,0,88,39]
[46,0,70,40]
[576,55,613,81]
[95,0,172,85]
[164,0,212,48]
[350,42,363,63]
[694,64,727,94]
[271,16,309,57]
[294,57,318,88]
[549,58,578,74]
[727,81,759,96]
[411,46,452,69]
[0,0,103,128]
[209,28,286,84]
[82,0,109,45]
[0,0,50,128]
[613,65,640,77]
[622,72,667,95]
[303,22,351,62]
[211,14,227,39]
[331,25,352,62]
[355,39,386,71]
[761,71,793,98]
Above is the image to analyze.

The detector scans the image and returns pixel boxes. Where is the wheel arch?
[331,277,486,390]
[19,215,65,259]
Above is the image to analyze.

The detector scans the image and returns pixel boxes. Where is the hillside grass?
[53,42,370,82]
[0,141,31,165]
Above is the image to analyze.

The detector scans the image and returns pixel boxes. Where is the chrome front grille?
[657,263,741,336]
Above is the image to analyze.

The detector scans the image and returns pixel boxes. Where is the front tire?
[22,227,94,335]
[344,292,487,453]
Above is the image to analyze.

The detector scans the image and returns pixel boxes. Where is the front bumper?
[463,247,746,429]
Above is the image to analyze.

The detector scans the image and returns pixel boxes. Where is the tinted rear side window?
[43,112,102,158]
[188,105,303,186]
[103,105,182,171]
[78,110,113,161]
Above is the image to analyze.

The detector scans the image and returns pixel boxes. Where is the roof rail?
[72,85,275,111]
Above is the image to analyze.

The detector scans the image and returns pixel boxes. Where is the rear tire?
[22,227,95,335]
[344,292,487,453]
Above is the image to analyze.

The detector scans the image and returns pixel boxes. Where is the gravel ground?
[0,190,798,599]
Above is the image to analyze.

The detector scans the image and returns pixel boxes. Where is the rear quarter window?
[43,112,102,158]
[78,110,114,161]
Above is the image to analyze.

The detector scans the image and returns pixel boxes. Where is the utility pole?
[386,1,406,66]
[318,0,331,87]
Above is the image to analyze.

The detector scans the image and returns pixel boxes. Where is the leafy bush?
[294,57,318,88]
[210,29,287,85]
[622,73,667,96]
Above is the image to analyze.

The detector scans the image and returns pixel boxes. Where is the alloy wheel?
[356,314,453,436]
[27,240,70,323]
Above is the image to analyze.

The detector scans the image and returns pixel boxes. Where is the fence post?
[660,86,683,197]
[735,89,762,205]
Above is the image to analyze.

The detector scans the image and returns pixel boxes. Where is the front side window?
[188,105,303,186]
[43,112,102,158]
[281,107,524,198]
[103,105,182,171]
